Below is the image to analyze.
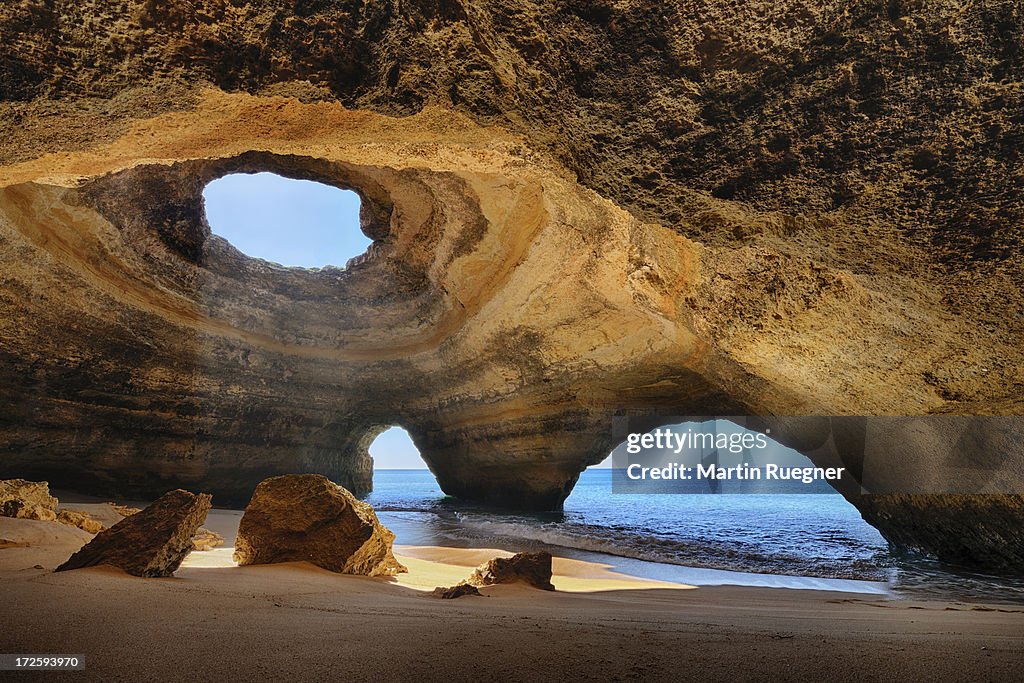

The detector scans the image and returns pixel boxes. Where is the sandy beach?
[2,502,1022,682]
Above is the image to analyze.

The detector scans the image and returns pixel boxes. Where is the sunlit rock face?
[0,100,710,508]
[0,1,1022,567]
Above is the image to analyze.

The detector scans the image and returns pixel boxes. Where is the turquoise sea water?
[367,469,1024,602]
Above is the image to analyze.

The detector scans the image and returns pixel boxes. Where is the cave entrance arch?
[365,425,445,503]
[569,420,889,579]
[202,171,369,268]
[364,426,448,544]
[368,426,428,471]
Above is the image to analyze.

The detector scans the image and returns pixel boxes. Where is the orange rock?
[233,474,406,576]
[0,479,58,522]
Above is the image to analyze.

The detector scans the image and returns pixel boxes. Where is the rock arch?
[1,2,1022,571]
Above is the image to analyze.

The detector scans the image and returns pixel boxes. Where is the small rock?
[56,489,212,577]
[57,509,106,535]
[0,479,58,522]
[431,583,483,599]
[192,526,224,551]
[467,551,555,591]
[107,503,142,518]
[233,474,406,576]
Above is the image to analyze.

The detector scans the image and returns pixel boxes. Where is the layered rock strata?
[0,1,1021,570]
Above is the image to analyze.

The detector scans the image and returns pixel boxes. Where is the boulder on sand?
[192,527,224,551]
[57,509,105,534]
[56,489,211,577]
[0,479,58,522]
[103,500,218,549]
[233,474,406,576]
[431,583,483,599]
[467,551,555,591]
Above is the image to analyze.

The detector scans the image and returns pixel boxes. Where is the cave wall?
[0,1,1022,569]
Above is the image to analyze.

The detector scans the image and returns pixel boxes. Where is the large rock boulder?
[0,479,58,522]
[233,474,406,576]
[467,551,555,591]
[56,489,211,577]
[103,501,218,550]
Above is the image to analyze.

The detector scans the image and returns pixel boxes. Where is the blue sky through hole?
[370,427,425,469]
[203,172,370,268]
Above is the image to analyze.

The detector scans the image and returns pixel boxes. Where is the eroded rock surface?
[233,474,406,576]
[56,510,105,535]
[107,504,142,518]
[192,527,224,552]
[858,494,1024,571]
[431,583,483,599]
[0,2,1021,570]
[56,489,211,577]
[0,480,58,522]
[467,552,555,591]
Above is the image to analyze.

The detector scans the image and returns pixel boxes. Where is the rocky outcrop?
[56,489,211,577]
[0,2,1021,570]
[858,494,1024,571]
[192,527,224,552]
[431,583,483,599]
[0,480,58,522]
[467,552,555,591]
[107,504,142,518]
[104,501,217,549]
[233,475,406,576]
[56,509,105,535]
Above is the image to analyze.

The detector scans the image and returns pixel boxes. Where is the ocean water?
[367,469,1024,602]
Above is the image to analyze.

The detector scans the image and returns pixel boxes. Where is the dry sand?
[1,508,1022,682]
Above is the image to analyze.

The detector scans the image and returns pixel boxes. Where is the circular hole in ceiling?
[202,172,370,268]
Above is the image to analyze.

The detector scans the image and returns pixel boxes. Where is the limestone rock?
[56,489,212,577]
[107,503,142,518]
[233,474,406,576]
[467,552,555,591]
[192,527,224,552]
[0,1,1022,573]
[431,583,483,599]
[56,509,105,535]
[0,480,58,522]
[857,494,1024,571]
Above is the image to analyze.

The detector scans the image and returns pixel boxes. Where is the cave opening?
[573,420,889,581]
[366,425,444,499]
[365,426,447,526]
[369,426,426,471]
[202,171,370,268]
